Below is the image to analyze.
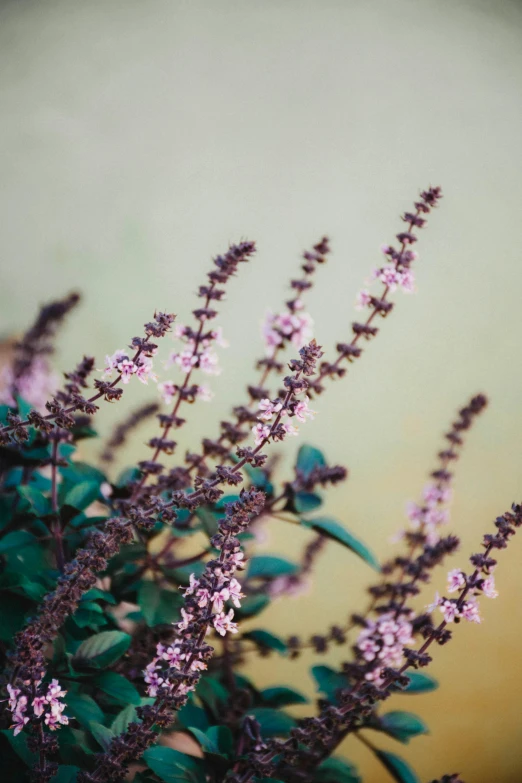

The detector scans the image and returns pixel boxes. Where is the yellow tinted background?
[1,1,522,780]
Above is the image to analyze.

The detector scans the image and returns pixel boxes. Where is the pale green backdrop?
[1,0,522,780]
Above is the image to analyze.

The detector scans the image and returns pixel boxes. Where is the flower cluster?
[428,567,498,624]
[7,679,68,736]
[356,612,415,685]
[252,394,315,445]
[102,348,157,385]
[262,303,314,356]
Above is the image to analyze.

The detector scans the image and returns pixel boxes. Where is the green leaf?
[301,517,380,571]
[244,629,288,655]
[94,672,141,705]
[65,692,105,729]
[296,444,326,476]
[294,491,322,513]
[72,630,131,670]
[1,728,38,766]
[60,462,105,486]
[143,746,206,783]
[234,594,270,619]
[138,581,183,626]
[247,555,299,580]
[248,708,296,737]
[311,665,349,703]
[314,756,361,783]
[399,672,439,694]
[17,485,51,516]
[64,481,101,512]
[260,686,308,707]
[195,677,229,715]
[110,704,138,735]
[177,699,209,732]
[374,750,420,783]
[0,530,38,554]
[188,725,233,758]
[88,721,114,750]
[378,711,429,744]
[50,766,80,783]
[195,507,218,537]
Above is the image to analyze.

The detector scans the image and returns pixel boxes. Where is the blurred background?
[1,0,522,779]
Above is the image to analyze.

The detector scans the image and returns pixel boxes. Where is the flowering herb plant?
[0,186,513,783]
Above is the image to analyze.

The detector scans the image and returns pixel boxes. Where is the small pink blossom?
[175,351,198,373]
[119,359,136,383]
[399,268,415,293]
[252,423,271,446]
[427,592,442,613]
[213,609,238,636]
[230,551,246,570]
[258,398,283,421]
[447,569,466,593]
[158,380,177,405]
[461,598,481,623]
[440,599,460,623]
[355,289,372,310]
[177,608,194,631]
[199,349,220,375]
[293,396,315,423]
[481,575,498,598]
[282,421,299,437]
[197,384,214,401]
[378,266,402,291]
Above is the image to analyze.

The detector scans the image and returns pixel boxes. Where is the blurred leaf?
[1,728,38,767]
[177,699,209,732]
[261,686,308,707]
[377,711,429,744]
[65,693,105,729]
[143,746,206,783]
[234,594,270,619]
[296,444,326,476]
[63,482,101,512]
[110,704,138,735]
[188,725,233,758]
[196,677,229,715]
[50,766,80,783]
[94,672,141,706]
[0,530,38,554]
[88,721,114,751]
[244,629,287,655]
[72,630,131,670]
[399,672,438,694]
[311,665,349,703]
[294,491,322,513]
[195,507,218,537]
[314,757,361,783]
[247,555,299,580]
[17,485,51,517]
[138,581,183,626]
[248,708,296,737]
[374,750,420,783]
[301,517,380,571]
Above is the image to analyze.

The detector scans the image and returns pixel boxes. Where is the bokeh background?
[1,0,522,780]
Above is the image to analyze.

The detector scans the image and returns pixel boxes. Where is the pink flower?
[461,598,481,623]
[209,326,229,347]
[12,714,29,736]
[406,501,424,526]
[378,266,402,291]
[162,645,182,667]
[213,609,238,636]
[399,269,415,293]
[252,423,271,446]
[230,551,246,570]
[227,578,245,607]
[427,592,442,613]
[355,289,372,310]
[135,356,157,384]
[199,349,220,375]
[182,574,199,596]
[197,384,214,401]
[101,349,127,379]
[158,381,177,405]
[481,575,498,598]
[440,599,460,623]
[211,587,230,613]
[293,396,315,423]
[282,421,299,437]
[177,608,194,631]
[32,695,46,717]
[119,359,136,383]
[175,351,198,373]
[258,398,282,421]
[447,569,466,593]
